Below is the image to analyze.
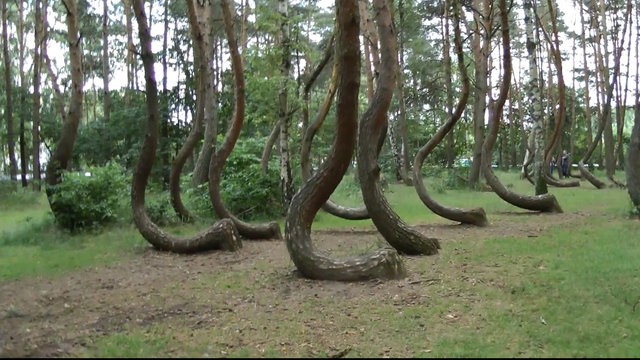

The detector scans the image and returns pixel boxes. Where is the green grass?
[2,170,639,357]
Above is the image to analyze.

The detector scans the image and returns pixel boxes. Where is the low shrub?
[48,162,128,231]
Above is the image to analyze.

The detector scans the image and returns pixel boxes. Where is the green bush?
[48,162,129,231]
[185,137,283,221]
[146,192,172,226]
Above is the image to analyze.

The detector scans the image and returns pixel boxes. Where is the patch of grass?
[87,326,172,358]
[3,170,640,358]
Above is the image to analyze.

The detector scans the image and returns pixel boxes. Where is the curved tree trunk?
[627,101,640,212]
[412,2,487,227]
[130,0,240,253]
[260,121,279,174]
[45,0,85,214]
[169,0,209,222]
[483,0,562,214]
[300,58,369,221]
[207,0,281,241]
[301,32,334,135]
[357,0,440,255]
[537,0,580,188]
[285,0,405,281]
[579,0,631,189]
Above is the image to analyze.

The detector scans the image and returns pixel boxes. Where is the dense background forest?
[1,0,639,228]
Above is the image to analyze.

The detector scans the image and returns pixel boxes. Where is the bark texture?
[130,0,240,253]
[627,102,640,210]
[483,0,562,214]
[208,0,282,241]
[285,0,405,281]
[412,3,487,227]
[45,0,84,213]
[300,59,369,220]
[357,0,440,255]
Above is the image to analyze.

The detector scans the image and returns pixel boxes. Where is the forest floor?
[0,209,596,357]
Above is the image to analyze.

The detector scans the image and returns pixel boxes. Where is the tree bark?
[483,0,562,214]
[130,0,240,253]
[2,0,18,181]
[412,2,487,227]
[169,0,211,222]
[578,0,631,188]
[191,23,219,187]
[208,0,282,241]
[300,58,369,220]
[358,0,440,255]
[17,0,27,187]
[468,0,491,187]
[102,0,110,124]
[285,0,405,281]
[535,0,581,188]
[277,0,295,213]
[45,0,85,214]
[627,101,640,212]
[31,0,43,191]
[523,0,548,195]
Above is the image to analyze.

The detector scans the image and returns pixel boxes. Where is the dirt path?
[0,210,591,357]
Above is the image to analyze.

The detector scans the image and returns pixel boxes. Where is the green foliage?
[421,166,470,193]
[185,137,283,221]
[48,162,128,231]
[221,139,283,220]
[145,192,172,226]
[73,92,147,169]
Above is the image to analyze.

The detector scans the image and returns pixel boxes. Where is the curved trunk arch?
[357,0,440,255]
[300,58,369,221]
[482,0,562,214]
[412,3,487,227]
[168,0,209,222]
[207,0,281,241]
[131,0,241,253]
[284,0,405,281]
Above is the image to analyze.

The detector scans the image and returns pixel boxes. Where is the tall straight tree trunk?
[124,0,135,97]
[596,0,616,180]
[2,0,18,181]
[442,1,455,169]
[627,100,640,213]
[45,0,84,201]
[277,0,294,213]
[190,0,218,189]
[31,0,43,191]
[468,0,491,187]
[392,0,411,185]
[578,0,593,167]
[102,0,110,123]
[18,0,27,187]
[524,0,546,195]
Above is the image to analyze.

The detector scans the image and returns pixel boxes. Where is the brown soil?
[0,210,590,358]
